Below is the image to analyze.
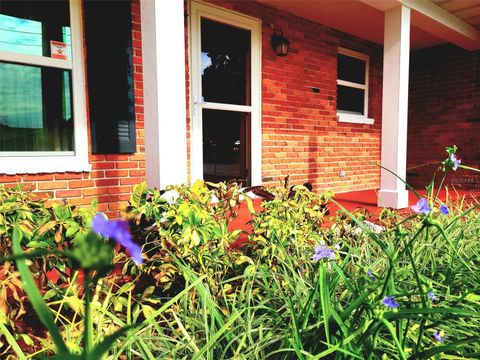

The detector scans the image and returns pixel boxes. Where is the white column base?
[378,189,409,209]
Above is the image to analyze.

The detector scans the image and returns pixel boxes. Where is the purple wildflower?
[411,198,431,215]
[382,296,399,309]
[367,270,375,279]
[92,213,143,265]
[312,244,335,262]
[427,290,437,301]
[440,204,449,215]
[450,154,461,171]
[433,330,445,343]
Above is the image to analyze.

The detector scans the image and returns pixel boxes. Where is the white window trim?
[0,0,90,175]
[189,1,262,186]
[337,47,374,125]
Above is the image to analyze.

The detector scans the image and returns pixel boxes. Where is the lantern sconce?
[271,28,289,57]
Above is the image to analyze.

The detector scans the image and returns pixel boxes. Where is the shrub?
[0,185,96,355]
[1,146,480,359]
[125,180,249,295]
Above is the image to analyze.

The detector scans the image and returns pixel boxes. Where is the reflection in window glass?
[0,14,42,56]
[0,62,74,152]
[0,1,71,58]
[201,18,250,105]
[62,26,72,60]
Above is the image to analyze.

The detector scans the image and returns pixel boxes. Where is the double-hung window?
[336,47,373,124]
[0,0,89,174]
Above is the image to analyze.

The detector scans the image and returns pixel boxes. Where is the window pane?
[0,1,71,58]
[338,53,366,84]
[203,109,250,185]
[337,85,365,115]
[84,0,136,154]
[0,62,74,152]
[201,18,250,105]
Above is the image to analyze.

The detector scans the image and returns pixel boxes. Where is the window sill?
[337,113,374,125]
[0,155,91,175]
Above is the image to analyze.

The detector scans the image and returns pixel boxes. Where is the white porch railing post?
[378,5,411,209]
[141,0,188,189]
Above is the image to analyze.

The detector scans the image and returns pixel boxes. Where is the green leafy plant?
[125,180,249,295]
[2,146,480,359]
[0,186,96,356]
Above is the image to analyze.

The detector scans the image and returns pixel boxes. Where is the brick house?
[0,0,479,217]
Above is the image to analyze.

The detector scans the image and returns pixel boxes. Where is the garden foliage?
[0,147,479,359]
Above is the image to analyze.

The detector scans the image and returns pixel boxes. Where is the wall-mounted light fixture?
[271,29,289,57]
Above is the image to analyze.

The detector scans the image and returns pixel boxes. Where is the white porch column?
[378,6,410,209]
[141,0,187,189]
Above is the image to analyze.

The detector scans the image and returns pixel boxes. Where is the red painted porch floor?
[228,188,480,236]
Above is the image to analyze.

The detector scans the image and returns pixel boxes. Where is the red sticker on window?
[50,40,68,60]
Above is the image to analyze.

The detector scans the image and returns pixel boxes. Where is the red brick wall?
[195,1,383,193]
[407,44,480,190]
[1,0,385,214]
[0,0,145,218]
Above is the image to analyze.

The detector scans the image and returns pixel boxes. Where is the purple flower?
[92,213,143,265]
[411,198,431,215]
[382,296,399,309]
[427,290,437,301]
[367,270,375,279]
[433,330,445,343]
[450,154,461,171]
[313,244,335,262]
[440,204,449,215]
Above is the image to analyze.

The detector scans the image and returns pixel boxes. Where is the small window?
[337,48,369,119]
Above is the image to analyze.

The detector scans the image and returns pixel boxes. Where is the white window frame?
[336,47,374,125]
[189,1,262,186]
[0,0,90,174]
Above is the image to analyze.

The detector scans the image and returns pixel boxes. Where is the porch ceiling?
[432,0,480,29]
[255,0,480,50]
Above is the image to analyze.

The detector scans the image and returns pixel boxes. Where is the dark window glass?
[338,53,366,84]
[84,0,136,154]
[203,109,250,185]
[201,18,250,105]
[0,1,71,58]
[337,85,364,115]
[0,62,74,152]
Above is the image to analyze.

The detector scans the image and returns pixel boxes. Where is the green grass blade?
[12,225,70,355]
[385,307,480,319]
[192,310,246,360]
[379,318,407,360]
[378,164,422,199]
[85,325,135,360]
[88,277,203,358]
[286,297,306,360]
[412,336,480,359]
[0,322,28,360]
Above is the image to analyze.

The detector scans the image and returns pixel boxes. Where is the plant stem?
[83,271,94,358]
[319,263,331,345]
[433,172,447,203]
